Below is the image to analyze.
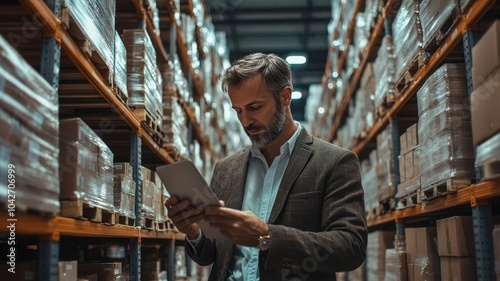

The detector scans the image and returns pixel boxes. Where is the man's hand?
[165,196,204,240]
[204,206,270,247]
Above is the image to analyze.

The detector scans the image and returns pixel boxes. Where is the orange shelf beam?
[367,212,396,229]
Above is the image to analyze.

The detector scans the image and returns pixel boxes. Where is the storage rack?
[316,0,500,280]
[0,0,222,280]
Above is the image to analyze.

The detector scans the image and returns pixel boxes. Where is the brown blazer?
[186,128,367,281]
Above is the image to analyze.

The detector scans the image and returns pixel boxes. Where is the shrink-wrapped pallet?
[377,125,395,195]
[123,29,163,125]
[64,0,116,74]
[367,231,396,281]
[417,64,475,188]
[59,118,114,211]
[362,150,378,213]
[476,132,500,181]
[373,35,395,109]
[420,0,460,49]
[114,31,128,99]
[392,0,422,81]
[0,36,60,215]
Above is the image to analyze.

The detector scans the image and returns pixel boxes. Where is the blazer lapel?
[268,129,314,224]
[224,148,251,210]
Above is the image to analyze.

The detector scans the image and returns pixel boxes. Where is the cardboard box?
[471,65,500,144]
[59,261,78,281]
[437,216,475,256]
[150,171,162,188]
[405,228,440,280]
[113,162,133,177]
[367,231,396,281]
[407,263,414,281]
[405,151,414,180]
[400,132,408,154]
[78,262,122,281]
[440,257,477,281]
[399,154,407,182]
[385,249,407,281]
[472,20,500,88]
[406,123,418,149]
[413,147,420,176]
[59,118,98,153]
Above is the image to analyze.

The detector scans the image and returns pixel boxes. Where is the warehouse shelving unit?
[317,0,500,280]
[0,0,217,280]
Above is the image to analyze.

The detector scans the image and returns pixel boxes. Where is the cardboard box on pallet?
[367,231,396,281]
[400,132,408,154]
[407,123,418,149]
[437,216,475,257]
[406,227,441,281]
[405,150,414,180]
[59,261,78,281]
[385,249,407,281]
[113,162,133,177]
[78,262,122,281]
[399,154,407,182]
[471,65,500,145]
[472,20,500,89]
[440,257,477,281]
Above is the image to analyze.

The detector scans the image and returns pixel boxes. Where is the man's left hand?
[204,206,269,247]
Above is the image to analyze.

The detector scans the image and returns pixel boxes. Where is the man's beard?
[247,106,286,149]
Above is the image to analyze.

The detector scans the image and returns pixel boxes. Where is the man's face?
[228,75,286,148]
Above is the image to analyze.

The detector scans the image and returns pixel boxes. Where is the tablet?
[156,160,225,240]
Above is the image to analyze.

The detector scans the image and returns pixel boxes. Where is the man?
[165,53,367,280]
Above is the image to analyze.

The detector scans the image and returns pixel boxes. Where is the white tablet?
[156,160,225,240]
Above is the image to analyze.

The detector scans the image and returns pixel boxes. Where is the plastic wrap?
[59,118,114,211]
[362,150,378,212]
[367,231,396,281]
[364,0,379,34]
[146,0,160,35]
[0,108,60,215]
[65,0,116,72]
[373,35,395,108]
[114,31,128,98]
[392,0,421,81]
[354,12,368,51]
[420,0,459,48]
[384,249,407,281]
[377,125,395,191]
[476,132,500,180]
[113,174,136,218]
[417,64,474,188]
[0,36,59,215]
[123,29,162,125]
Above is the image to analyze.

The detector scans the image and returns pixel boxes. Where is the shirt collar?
[251,121,302,157]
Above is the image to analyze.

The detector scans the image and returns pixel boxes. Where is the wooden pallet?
[397,189,421,209]
[396,54,425,96]
[477,157,500,181]
[61,7,113,86]
[377,196,395,216]
[422,6,461,61]
[115,213,136,227]
[141,214,155,231]
[61,200,115,224]
[421,178,472,201]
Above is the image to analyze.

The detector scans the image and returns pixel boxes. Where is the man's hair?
[221,53,293,100]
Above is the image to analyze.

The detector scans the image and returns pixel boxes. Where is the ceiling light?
[291,91,302,99]
[286,55,307,65]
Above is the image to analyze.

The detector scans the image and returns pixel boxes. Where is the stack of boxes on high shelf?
[0,0,239,279]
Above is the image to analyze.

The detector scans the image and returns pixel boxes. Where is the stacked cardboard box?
[367,231,396,281]
[59,118,114,212]
[417,64,474,190]
[0,36,60,215]
[140,166,155,220]
[162,94,189,159]
[471,20,500,180]
[392,0,422,82]
[78,262,122,281]
[396,123,421,207]
[436,216,477,281]
[114,31,128,100]
[141,246,165,281]
[405,227,440,281]
[113,162,136,220]
[373,35,395,113]
[59,261,78,281]
[419,0,460,49]
[151,170,168,225]
[362,150,378,217]
[123,29,163,126]
[376,126,395,204]
[384,248,408,281]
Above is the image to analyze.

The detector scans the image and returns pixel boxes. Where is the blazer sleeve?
[263,149,368,273]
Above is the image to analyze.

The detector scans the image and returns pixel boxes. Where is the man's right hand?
[165,196,204,240]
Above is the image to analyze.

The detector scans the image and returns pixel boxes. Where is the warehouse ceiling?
[205,0,332,121]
